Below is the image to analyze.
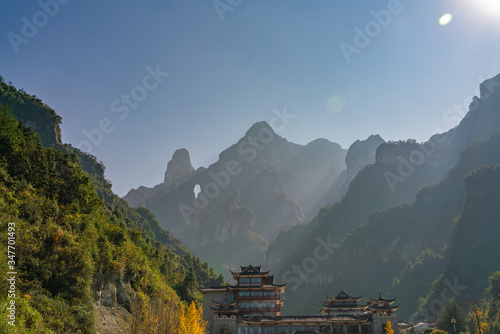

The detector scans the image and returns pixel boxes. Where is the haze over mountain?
[3,1,500,332]
[267,73,500,319]
[123,73,500,321]
[2,67,500,333]
[327,134,386,205]
[2,2,500,198]
[124,121,348,273]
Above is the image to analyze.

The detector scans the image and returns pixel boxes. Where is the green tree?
[437,299,466,333]
[176,266,200,304]
[96,234,112,272]
[487,271,500,324]
[430,330,448,334]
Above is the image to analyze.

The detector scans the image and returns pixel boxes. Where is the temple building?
[201,265,399,334]
[320,290,366,315]
[366,293,399,317]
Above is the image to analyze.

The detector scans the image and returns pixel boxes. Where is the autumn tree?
[178,301,207,334]
[385,320,395,334]
[129,295,181,334]
[468,301,488,334]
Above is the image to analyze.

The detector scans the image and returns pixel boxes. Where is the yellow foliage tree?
[129,294,181,334]
[469,302,488,334]
[385,320,395,334]
[178,301,207,334]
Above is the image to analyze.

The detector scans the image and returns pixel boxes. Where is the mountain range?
[3,71,500,331]
[267,73,500,319]
[125,73,500,321]
[124,122,350,273]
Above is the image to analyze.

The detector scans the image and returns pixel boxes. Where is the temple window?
[250,326,262,334]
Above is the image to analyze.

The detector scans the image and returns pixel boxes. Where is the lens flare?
[439,13,453,26]
[326,95,346,114]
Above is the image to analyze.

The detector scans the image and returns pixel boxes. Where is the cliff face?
[346,134,385,181]
[325,134,386,205]
[124,148,197,208]
[0,79,62,147]
[92,271,136,333]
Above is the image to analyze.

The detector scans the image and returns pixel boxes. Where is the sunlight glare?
[475,0,500,17]
[439,13,453,26]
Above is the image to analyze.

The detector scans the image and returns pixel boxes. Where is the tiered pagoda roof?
[210,298,238,315]
[202,265,286,316]
[230,265,270,279]
[367,292,397,305]
[227,275,286,292]
[366,293,399,315]
[200,286,230,293]
[329,313,372,323]
[213,298,236,307]
[326,290,363,303]
[320,290,366,315]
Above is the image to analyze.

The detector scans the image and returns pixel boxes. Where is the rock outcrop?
[164,148,195,187]
[1,80,62,147]
[93,272,136,312]
[124,148,196,207]
[93,271,137,334]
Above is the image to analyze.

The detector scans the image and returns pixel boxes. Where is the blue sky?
[1,0,500,196]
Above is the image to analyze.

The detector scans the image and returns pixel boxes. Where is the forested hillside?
[0,79,222,333]
[0,77,61,147]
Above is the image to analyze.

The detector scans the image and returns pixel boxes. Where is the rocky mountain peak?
[307,138,343,151]
[346,134,385,178]
[479,73,500,102]
[164,148,195,187]
[245,121,276,137]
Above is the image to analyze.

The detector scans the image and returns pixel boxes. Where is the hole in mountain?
[193,184,201,198]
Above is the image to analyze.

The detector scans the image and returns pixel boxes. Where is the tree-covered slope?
[275,131,500,321]
[414,164,500,322]
[0,83,220,333]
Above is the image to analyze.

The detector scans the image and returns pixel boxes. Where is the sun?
[475,0,500,17]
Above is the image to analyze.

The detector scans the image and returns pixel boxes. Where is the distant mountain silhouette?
[123,121,347,274]
[125,73,500,321]
[325,134,386,205]
[266,74,500,319]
